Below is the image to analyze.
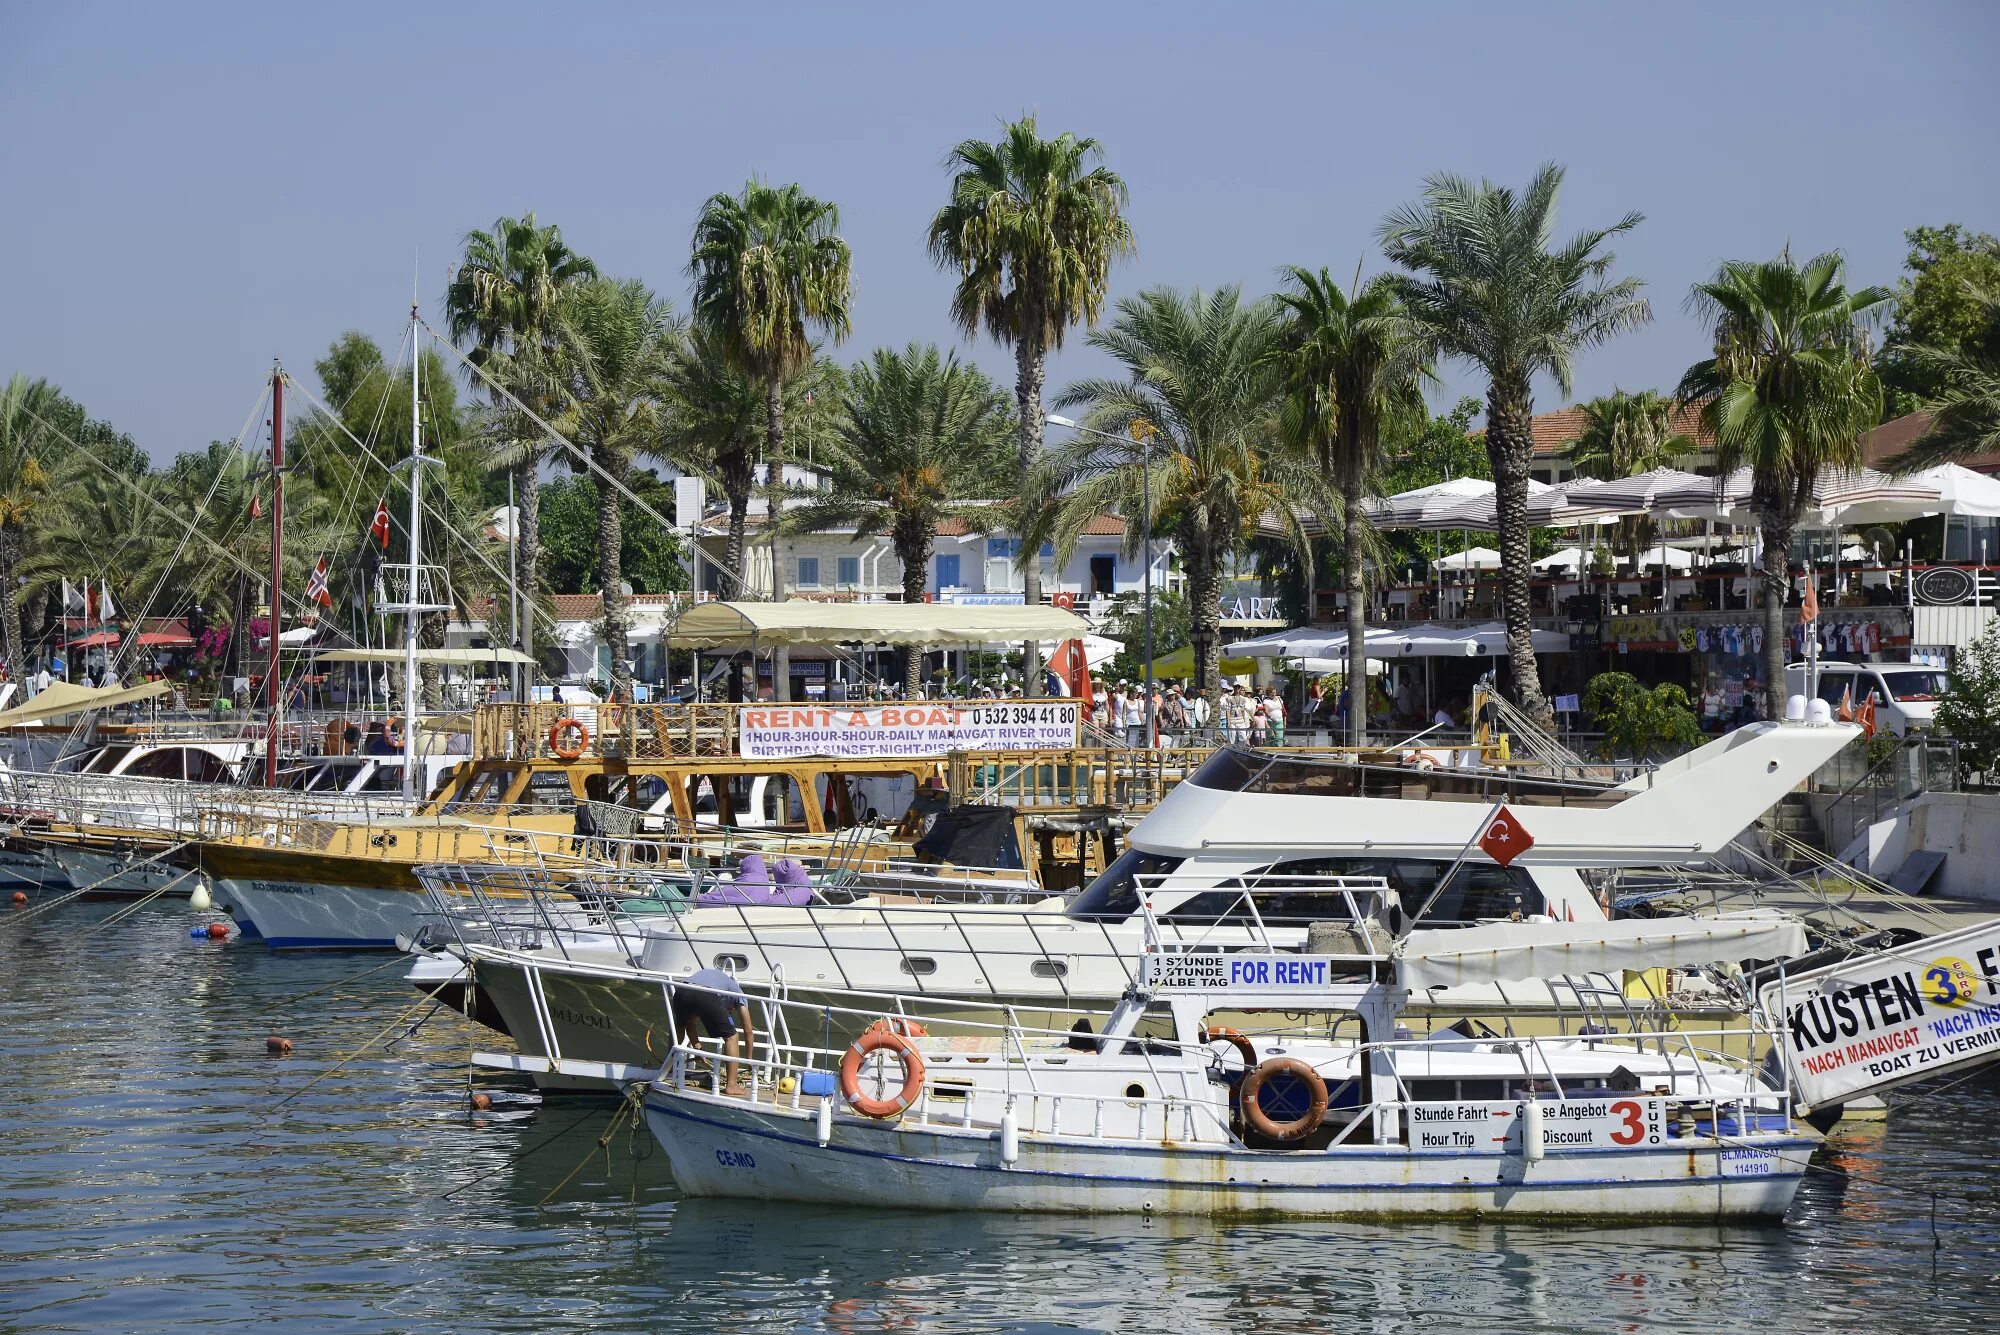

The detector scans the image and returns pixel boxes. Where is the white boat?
[640,895,1819,1220]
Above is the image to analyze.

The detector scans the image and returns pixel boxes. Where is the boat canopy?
[0,679,171,727]
[1396,911,1807,990]
[669,600,1089,648]
[314,647,536,666]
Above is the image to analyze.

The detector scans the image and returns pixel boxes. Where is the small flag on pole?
[369,499,391,550]
[250,493,264,522]
[1478,805,1535,868]
[1799,568,1819,625]
[305,557,332,609]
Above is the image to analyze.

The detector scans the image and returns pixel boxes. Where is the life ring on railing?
[1239,1056,1329,1142]
[839,1024,926,1119]
[1402,752,1437,772]
[548,717,590,761]
[1203,1025,1257,1072]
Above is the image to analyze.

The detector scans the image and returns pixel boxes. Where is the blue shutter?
[936,554,961,590]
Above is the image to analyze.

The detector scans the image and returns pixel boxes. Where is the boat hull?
[217,876,423,950]
[642,1088,1810,1220]
[0,844,67,891]
[51,845,194,900]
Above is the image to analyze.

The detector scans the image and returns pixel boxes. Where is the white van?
[1783,660,1948,735]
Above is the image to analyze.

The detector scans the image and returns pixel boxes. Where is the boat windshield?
[1877,668,1947,702]
[1159,857,1537,927]
[1183,746,1622,807]
[1066,847,1185,920]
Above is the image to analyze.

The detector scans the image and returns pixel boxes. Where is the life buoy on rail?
[548,717,590,761]
[1202,1025,1257,1072]
[839,1024,926,1119]
[1239,1056,1329,1142]
[1402,752,1437,772]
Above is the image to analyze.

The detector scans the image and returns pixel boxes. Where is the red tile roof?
[1863,410,2000,474]
[1513,400,1716,458]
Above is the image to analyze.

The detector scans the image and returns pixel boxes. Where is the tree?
[1675,252,1890,720]
[1270,266,1430,744]
[780,344,1014,692]
[1937,615,2000,780]
[928,116,1135,684]
[1877,225,2000,417]
[1096,587,1190,683]
[1561,388,1694,561]
[1034,286,1325,689]
[1380,164,1650,723]
[536,472,689,597]
[548,277,681,697]
[1883,283,2000,472]
[0,375,60,672]
[1582,671,1702,761]
[444,212,599,661]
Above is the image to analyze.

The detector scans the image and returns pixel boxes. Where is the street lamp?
[1045,413,1156,747]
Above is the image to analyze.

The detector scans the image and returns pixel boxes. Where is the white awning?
[314,647,535,666]
[1397,910,1807,990]
[668,600,1089,648]
[0,679,171,727]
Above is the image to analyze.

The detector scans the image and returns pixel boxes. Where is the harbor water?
[3,900,1997,1334]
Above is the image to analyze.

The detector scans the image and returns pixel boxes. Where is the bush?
[1937,618,2000,779]
[1582,671,1703,761]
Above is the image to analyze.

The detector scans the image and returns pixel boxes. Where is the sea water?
[2,901,1997,1333]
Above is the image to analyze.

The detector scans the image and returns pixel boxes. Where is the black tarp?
[913,805,1024,871]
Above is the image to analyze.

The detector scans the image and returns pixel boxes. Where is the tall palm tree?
[661,331,765,599]
[1561,388,1695,561]
[1885,283,2000,471]
[1379,164,1650,723]
[1033,287,1325,689]
[444,213,598,658]
[1675,252,1890,720]
[782,344,1013,692]
[0,375,61,674]
[928,116,1135,684]
[548,278,681,698]
[1270,267,1430,744]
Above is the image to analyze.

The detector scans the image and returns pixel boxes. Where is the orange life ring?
[548,717,589,761]
[839,1025,926,1119]
[1403,752,1437,772]
[1203,1025,1257,1071]
[1239,1056,1329,1142]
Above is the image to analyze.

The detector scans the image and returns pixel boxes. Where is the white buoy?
[187,875,213,912]
[816,1096,833,1147]
[1521,1099,1546,1161]
[999,1106,1020,1165]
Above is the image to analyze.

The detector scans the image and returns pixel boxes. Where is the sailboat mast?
[265,365,284,788]
[402,307,424,803]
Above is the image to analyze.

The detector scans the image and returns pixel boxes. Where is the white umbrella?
[1364,477,1499,528]
[1559,468,1714,521]
[1632,542,1696,570]
[1395,478,1560,531]
[1433,546,1503,571]
[1287,656,1386,675]
[1533,545,1593,573]
[1455,622,1572,655]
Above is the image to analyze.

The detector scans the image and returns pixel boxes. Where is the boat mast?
[402,305,424,803]
[265,364,284,788]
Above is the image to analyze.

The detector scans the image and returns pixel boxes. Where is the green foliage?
[1877,225,2000,416]
[1937,617,2000,777]
[1095,588,1191,682]
[536,472,687,595]
[689,181,853,389]
[1881,283,2000,472]
[1581,671,1703,761]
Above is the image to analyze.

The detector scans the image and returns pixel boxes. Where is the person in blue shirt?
[672,967,753,1092]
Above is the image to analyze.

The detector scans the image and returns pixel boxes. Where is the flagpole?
[265,365,284,787]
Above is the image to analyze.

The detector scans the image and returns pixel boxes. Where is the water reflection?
[2,902,1996,1333]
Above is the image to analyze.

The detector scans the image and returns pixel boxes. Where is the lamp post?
[1046,413,1156,747]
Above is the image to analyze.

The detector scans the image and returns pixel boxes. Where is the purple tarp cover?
[694,853,814,907]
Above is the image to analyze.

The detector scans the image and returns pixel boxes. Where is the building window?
[935,554,961,590]
[1090,554,1117,595]
[837,555,859,587]
[797,556,821,588]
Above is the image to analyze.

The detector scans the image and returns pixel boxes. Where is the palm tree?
[548,277,681,698]
[1034,287,1325,689]
[1675,252,1890,720]
[661,331,765,599]
[688,180,853,548]
[782,344,1013,692]
[928,116,1135,684]
[1885,283,2000,471]
[1379,164,1650,723]
[0,375,61,674]
[1561,388,1695,562]
[1270,267,1429,745]
[444,213,599,658]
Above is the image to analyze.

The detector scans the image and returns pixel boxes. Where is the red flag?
[1835,685,1855,722]
[1048,638,1095,719]
[1858,695,1878,738]
[1799,570,1819,625]
[304,557,332,609]
[1478,805,1535,868]
[249,493,263,522]
[369,499,392,550]
[85,584,99,624]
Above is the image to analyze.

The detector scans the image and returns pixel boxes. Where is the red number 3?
[1609,1099,1645,1145]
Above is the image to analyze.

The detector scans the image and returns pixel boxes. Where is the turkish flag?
[1478,805,1534,867]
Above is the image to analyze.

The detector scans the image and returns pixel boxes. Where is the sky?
[2,2,1996,462]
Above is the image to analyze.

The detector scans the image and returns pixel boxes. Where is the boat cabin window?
[1066,847,1185,920]
[522,771,577,813]
[82,746,133,775]
[120,748,233,784]
[1160,857,1538,926]
[442,767,516,814]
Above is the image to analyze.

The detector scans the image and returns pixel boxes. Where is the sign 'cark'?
[1478,805,1534,867]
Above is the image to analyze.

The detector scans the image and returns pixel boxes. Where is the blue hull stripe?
[643,1096,1810,1194]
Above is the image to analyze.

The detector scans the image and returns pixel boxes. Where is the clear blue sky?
[2,1,1995,460]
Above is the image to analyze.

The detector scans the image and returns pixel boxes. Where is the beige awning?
[314,647,535,666]
[0,678,171,727]
[669,600,1091,648]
